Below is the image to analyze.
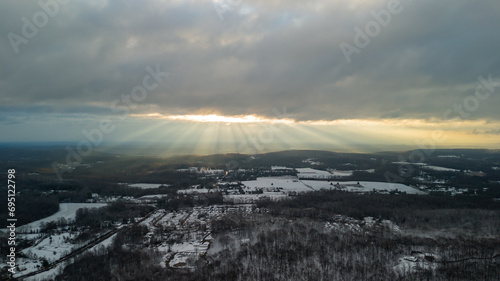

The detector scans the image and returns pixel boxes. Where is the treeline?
[257,190,500,236]
[74,200,154,228]
[257,189,500,217]
[0,192,59,227]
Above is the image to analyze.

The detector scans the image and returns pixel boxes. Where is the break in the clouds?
[1,0,500,148]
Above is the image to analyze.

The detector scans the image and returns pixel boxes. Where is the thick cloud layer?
[1,0,500,122]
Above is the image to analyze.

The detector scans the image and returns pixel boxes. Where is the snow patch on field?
[437,155,460,158]
[124,183,170,189]
[393,252,440,278]
[138,194,170,199]
[392,162,459,173]
[423,165,460,172]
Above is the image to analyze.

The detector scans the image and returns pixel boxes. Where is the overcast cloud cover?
[1,0,500,145]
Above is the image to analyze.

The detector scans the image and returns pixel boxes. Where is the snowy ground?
[18,203,107,233]
[393,252,440,278]
[23,261,67,281]
[89,233,117,253]
[14,232,84,278]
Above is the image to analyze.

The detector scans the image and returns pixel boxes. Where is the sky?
[1,0,500,155]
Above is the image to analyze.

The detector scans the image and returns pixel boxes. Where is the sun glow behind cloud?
[130,113,295,124]
[118,113,500,155]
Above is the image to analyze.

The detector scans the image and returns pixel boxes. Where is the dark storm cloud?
[1,0,500,122]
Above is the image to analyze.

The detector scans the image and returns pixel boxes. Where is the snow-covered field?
[22,233,76,262]
[302,180,425,194]
[18,203,107,233]
[138,194,170,199]
[271,166,294,170]
[422,165,460,172]
[242,177,313,193]
[227,177,426,202]
[328,169,353,177]
[296,168,333,179]
[392,162,459,173]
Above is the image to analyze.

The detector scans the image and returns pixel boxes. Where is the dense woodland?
[258,190,500,236]
[52,191,500,281]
